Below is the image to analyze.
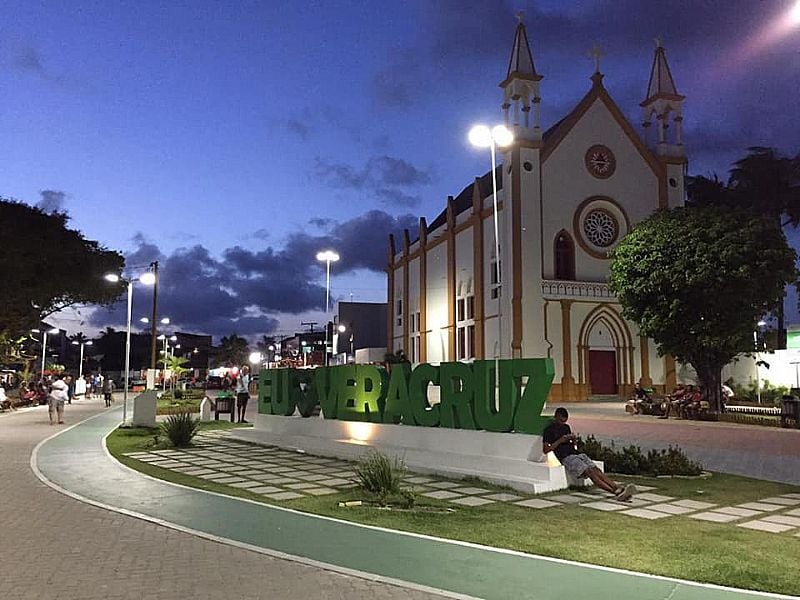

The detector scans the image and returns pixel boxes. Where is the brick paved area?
[0,399,448,600]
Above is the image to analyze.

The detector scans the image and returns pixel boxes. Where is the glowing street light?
[469,123,514,359]
[32,327,60,378]
[104,270,156,424]
[316,250,340,366]
[71,339,93,379]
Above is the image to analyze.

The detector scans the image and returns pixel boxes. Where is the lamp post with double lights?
[104,270,156,424]
[31,327,60,378]
[71,339,93,379]
[158,334,178,390]
[316,250,340,366]
[754,320,767,403]
[468,124,514,361]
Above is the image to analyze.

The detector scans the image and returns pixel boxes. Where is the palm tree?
[215,334,249,367]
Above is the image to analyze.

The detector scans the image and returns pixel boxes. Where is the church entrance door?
[589,350,617,394]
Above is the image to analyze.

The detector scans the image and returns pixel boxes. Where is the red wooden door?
[589,350,617,394]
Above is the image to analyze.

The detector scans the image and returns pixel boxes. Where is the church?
[386,19,687,402]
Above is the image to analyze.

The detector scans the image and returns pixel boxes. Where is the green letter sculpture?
[472,360,516,432]
[408,363,440,426]
[439,362,477,430]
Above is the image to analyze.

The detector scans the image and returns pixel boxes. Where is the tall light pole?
[754,320,767,404]
[148,260,160,369]
[316,250,340,366]
[32,327,60,378]
[105,271,156,424]
[71,339,93,379]
[469,124,514,360]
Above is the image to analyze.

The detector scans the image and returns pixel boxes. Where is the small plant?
[353,451,410,506]
[161,411,199,447]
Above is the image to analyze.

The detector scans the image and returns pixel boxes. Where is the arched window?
[555,231,575,280]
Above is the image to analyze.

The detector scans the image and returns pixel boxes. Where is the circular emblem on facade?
[585,144,616,179]
[582,208,618,247]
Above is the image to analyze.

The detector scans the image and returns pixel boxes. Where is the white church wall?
[542,98,660,282]
[408,256,420,320]
[544,301,564,379]
[391,262,404,352]
[425,242,448,364]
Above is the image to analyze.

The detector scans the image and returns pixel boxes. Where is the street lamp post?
[316,250,340,366]
[754,320,767,404]
[105,270,156,424]
[469,124,514,361]
[71,340,93,379]
[32,327,60,378]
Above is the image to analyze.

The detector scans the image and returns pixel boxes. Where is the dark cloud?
[315,155,432,208]
[36,190,66,213]
[90,210,416,339]
[16,47,46,74]
[285,118,310,140]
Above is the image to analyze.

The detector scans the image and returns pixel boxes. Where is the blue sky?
[2,0,799,339]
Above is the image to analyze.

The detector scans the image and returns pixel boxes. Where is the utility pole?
[300,321,318,332]
[149,260,159,369]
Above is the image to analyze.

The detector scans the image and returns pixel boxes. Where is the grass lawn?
[106,426,800,596]
[155,396,203,415]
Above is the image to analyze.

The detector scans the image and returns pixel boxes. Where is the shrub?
[353,451,411,506]
[577,435,702,477]
[173,389,183,400]
[730,379,789,405]
[161,411,199,447]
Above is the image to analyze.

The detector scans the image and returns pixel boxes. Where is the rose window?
[582,209,618,247]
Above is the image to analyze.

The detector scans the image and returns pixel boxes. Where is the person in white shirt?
[235,366,251,423]
[48,379,69,425]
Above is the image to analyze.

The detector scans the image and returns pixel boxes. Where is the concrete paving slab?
[621,508,671,520]
[406,477,435,484]
[736,520,796,533]
[735,502,785,512]
[689,512,740,523]
[513,498,560,509]
[758,496,800,506]
[286,482,319,490]
[582,501,628,512]
[786,508,800,517]
[303,487,338,496]
[421,490,463,500]
[761,514,800,527]
[263,491,305,500]
[547,494,585,503]
[450,496,496,507]
[248,486,281,494]
[451,487,491,495]
[646,503,697,515]
[213,476,248,484]
[229,481,264,489]
[426,481,462,490]
[670,500,716,510]
[484,493,523,502]
[635,493,675,502]
[711,507,761,518]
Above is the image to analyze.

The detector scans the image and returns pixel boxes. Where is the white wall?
[425,242,448,364]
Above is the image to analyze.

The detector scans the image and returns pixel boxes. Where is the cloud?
[37,190,66,213]
[285,118,311,140]
[90,210,417,339]
[315,155,432,208]
[15,47,46,74]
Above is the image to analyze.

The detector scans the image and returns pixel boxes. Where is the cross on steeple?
[588,43,606,74]
[654,35,663,49]
[515,10,525,24]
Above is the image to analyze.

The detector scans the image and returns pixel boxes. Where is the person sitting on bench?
[543,407,636,502]
[626,382,652,415]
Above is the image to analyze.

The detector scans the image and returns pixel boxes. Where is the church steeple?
[499,14,543,141]
[640,39,685,156]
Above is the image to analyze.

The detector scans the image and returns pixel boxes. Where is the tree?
[609,206,797,412]
[214,334,249,367]
[688,148,800,345]
[0,199,125,338]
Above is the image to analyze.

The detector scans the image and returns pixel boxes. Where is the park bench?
[213,393,236,422]
[780,396,800,428]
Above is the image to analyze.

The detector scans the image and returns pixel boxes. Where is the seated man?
[626,382,652,415]
[659,384,688,419]
[543,407,636,501]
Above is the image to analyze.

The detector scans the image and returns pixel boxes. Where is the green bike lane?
[34,408,791,600]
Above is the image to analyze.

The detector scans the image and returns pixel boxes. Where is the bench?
[213,394,236,422]
[780,397,800,428]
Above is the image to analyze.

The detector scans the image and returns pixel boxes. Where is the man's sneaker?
[615,484,637,502]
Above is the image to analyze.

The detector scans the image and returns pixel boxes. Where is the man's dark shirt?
[542,421,578,461]
[634,387,649,400]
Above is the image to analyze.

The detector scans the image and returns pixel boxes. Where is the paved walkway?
[23,403,793,599]
[562,403,800,484]
[0,398,445,600]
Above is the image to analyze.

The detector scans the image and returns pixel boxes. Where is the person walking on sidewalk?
[235,366,251,424]
[543,407,636,502]
[48,378,69,425]
[102,377,115,408]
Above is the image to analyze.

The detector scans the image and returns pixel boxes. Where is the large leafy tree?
[0,200,125,337]
[688,147,800,343]
[609,206,797,412]
[214,334,249,367]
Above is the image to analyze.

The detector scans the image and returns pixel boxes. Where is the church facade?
[386,21,687,401]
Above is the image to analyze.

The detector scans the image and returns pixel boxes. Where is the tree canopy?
[0,199,125,337]
[609,205,797,411]
[215,334,250,367]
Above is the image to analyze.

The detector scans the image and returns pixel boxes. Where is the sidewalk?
[0,397,444,600]
[31,405,792,600]
[558,403,800,484]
